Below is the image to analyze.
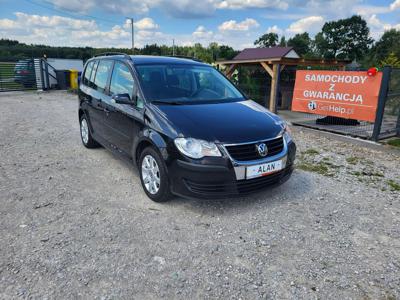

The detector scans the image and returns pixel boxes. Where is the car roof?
[90,55,207,66]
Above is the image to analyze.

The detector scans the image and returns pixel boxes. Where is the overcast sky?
[0,0,399,49]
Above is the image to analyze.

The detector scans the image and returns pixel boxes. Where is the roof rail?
[167,55,204,63]
[94,52,131,59]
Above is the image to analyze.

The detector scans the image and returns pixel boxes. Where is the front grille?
[236,169,285,194]
[184,180,232,196]
[224,136,284,161]
[184,167,292,197]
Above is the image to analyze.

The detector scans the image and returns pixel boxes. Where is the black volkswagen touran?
[78,53,296,202]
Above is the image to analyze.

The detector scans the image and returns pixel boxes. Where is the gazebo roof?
[216,47,351,112]
[233,47,299,61]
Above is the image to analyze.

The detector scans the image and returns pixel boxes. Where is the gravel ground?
[0,91,399,299]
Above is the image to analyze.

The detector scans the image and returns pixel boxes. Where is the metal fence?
[234,65,399,141]
[379,67,400,139]
[236,65,271,107]
[280,66,400,141]
[0,58,60,92]
[235,64,296,110]
[0,59,37,92]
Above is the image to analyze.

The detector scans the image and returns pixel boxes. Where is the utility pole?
[126,17,134,55]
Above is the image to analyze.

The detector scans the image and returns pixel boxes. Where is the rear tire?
[80,114,99,148]
[139,146,172,202]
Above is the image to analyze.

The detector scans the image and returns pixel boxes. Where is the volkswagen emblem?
[256,143,268,157]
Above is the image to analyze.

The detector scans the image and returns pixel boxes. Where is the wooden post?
[269,64,280,112]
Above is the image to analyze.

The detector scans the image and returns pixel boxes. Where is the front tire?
[139,147,172,202]
[80,114,99,148]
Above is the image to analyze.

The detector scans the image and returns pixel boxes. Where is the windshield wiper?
[151,100,184,105]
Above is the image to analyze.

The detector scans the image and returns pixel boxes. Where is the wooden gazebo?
[216,47,350,112]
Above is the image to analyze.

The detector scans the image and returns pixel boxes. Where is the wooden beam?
[260,62,273,77]
[217,58,282,65]
[269,64,280,112]
[217,57,351,67]
[225,64,237,79]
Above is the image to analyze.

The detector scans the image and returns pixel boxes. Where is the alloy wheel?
[141,155,161,194]
[81,118,89,144]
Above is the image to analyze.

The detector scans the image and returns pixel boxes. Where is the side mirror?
[112,93,132,105]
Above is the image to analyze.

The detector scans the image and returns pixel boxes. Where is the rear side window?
[90,60,99,84]
[83,61,94,86]
[110,62,135,96]
[93,60,113,93]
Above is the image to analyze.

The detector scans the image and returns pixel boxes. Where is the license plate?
[246,160,283,179]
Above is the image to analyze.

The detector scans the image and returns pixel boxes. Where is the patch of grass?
[387,138,400,148]
[387,180,400,191]
[384,291,397,300]
[364,160,374,166]
[352,171,362,176]
[67,88,78,94]
[297,162,332,176]
[303,149,320,156]
[371,172,384,177]
[346,156,359,165]
[323,161,341,168]
[357,177,364,183]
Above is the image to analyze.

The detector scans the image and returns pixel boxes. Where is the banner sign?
[291,70,383,122]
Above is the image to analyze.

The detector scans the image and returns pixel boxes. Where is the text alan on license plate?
[246,160,283,179]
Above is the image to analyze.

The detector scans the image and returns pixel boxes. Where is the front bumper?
[168,140,296,199]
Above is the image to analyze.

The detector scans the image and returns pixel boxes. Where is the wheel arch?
[78,109,94,133]
[78,108,84,121]
[133,129,168,166]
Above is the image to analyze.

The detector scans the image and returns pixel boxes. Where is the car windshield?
[135,64,245,103]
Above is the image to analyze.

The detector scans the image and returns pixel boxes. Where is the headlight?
[282,121,293,143]
[283,121,292,135]
[174,138,221,159]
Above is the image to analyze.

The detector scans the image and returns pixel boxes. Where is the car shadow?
[97,148,313,214]
[168,170,314,215]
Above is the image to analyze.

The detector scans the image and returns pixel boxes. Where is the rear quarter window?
[93,60,113,93]
[89,60,99,86]
[83,61,94,86]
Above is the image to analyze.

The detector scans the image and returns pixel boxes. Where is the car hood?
[150,100,284,144]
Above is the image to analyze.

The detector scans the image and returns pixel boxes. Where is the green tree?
[141,44,162,56]
[287,32,311,56]
[208,42,220,61]
[0,39,236,63]
[380,52,400,68]
[279,36,287,47]
[370,29,400,63]
[254,33,278,47]
[0,39,20,46]
[315,15,372,60]
[218,45,238,60]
